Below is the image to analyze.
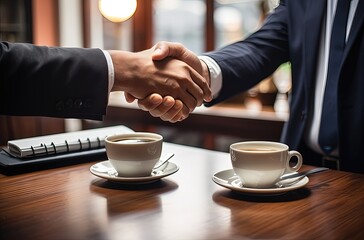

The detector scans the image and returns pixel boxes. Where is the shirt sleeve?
[101,50,115,94]
[199,56,222,99]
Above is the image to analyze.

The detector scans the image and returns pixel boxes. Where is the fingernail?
[163,99,174,107]
[153,48,162,54]
[151,95,162,104]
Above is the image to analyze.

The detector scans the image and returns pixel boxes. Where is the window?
[133,0,278,52]
[153,0,206,54]
[214,0,263,48]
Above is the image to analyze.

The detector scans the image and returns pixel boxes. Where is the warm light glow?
[98,0,137,23]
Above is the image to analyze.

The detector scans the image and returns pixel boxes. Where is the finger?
[164,63,203,110]
[152,41,192,64]
[148,96,176,118]
[160,99,184,122]
[153,42,212,102]
[152,41,172,61]
[170,103,190,122]
[176,88,198,113]
[137,93,164,111]
[187,63,212,103]
[186,69,205,107]
[152,41,189,61]
[200,59,213,102]
[176,66,206,108]
[124,92,137,103]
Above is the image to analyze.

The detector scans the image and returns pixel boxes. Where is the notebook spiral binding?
[6,125,133,159]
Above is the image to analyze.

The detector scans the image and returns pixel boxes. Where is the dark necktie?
[319,0,351,154]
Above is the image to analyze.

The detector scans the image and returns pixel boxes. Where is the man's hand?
[124,41,211,122]
[109,45,211,114]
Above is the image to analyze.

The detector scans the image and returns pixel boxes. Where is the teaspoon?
[279,167,329,180]
[153,153,175,170]
[275,167,329,188]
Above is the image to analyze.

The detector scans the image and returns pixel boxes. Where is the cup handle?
[285,150,302,173]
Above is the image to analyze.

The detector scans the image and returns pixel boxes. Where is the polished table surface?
[1,142,364,240]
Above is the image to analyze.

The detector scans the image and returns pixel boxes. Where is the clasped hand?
[110,42,212,123]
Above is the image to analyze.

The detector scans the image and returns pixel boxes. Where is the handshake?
[108,41,212,123]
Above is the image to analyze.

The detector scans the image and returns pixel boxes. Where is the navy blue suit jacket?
[205,0,364,173]
[0,42,109,120]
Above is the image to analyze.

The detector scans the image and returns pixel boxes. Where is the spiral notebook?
[0,125,133,174]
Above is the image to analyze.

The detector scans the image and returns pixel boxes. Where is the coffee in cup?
[230,141,302,188]
[105,132,163,177]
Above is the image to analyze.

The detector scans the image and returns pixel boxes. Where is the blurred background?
[1,0,290,152]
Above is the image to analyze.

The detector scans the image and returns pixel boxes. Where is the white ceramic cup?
[230,141,302,188]
[105,132,163,177]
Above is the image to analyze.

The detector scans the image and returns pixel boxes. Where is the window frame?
[132,0,271,52]
[132,0,215,52]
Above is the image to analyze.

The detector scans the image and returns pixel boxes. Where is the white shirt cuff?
[101,50,115,94]
[198,56,222,99]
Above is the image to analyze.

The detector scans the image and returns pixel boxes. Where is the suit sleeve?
[0,42,109,120]
[204,0,290,106]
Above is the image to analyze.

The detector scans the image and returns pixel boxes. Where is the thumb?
[152,41,202,73]
[152,43,169,61]
[152,41,187,60]
[152,41,175,61]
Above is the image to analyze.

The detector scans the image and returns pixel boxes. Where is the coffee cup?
[230,141,302,188]
[105,132,163,177]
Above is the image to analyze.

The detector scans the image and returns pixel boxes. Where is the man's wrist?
[198,56,222,99]
[200,59,211,87]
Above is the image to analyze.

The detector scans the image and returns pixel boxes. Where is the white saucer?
[90,161,179,184]
[212,169,309,195]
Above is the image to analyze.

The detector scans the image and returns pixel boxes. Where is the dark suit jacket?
[0,42,109,120]
[205,0,364,173]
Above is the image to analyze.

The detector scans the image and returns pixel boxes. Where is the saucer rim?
[90,160,179,183]
[212,169,309,194]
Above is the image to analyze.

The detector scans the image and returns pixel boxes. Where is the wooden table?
[1,142,364,240]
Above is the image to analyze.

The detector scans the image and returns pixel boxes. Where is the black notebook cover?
[0,148,107,175]
[0,125,133,175]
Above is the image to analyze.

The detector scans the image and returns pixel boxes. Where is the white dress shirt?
[101,50,115,94]
[305,0,358,156]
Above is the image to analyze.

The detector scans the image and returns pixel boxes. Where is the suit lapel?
[303,0,327,99]
[343,0,364,60]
